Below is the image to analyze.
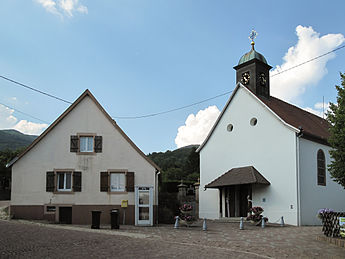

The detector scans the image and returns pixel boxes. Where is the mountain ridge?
[0,129,37,151]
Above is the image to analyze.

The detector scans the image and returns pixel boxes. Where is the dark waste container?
[110,209,120,229]
[91,210,102,229]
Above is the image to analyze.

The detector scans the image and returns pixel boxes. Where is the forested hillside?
[0,130,37,151]
[147,145,199,183]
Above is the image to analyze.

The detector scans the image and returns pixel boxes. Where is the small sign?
[339,217,345,238]
[121,200,128,208]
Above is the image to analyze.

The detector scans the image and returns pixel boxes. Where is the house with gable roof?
[8,90,160,226]
[197,40,345,226]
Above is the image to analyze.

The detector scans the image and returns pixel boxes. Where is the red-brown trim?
[77,133,96,155]
[11,204,157,225]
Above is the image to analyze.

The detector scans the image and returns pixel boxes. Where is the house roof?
[197,84,330,152]
[7,89,160,171]
[205,166,270,188]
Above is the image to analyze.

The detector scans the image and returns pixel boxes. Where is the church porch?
[205,166,270,218]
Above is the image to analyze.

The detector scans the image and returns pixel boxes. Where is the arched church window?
[317,149,326,186]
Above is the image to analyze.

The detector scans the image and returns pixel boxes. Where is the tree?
[0,147,25,191]
[327,72,345,188]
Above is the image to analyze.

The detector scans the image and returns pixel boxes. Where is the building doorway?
[59,207,72,224]
[223,185,251,217]
[135,186,153,226]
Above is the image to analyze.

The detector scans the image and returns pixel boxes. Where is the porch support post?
[221,188,226,217]
[235,185,240,217]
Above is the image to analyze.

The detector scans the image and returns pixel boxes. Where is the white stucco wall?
[11,96,157,207]
[199,86,299,225]
[299,138,345,225]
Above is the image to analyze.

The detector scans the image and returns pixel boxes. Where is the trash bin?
[91,210,102,229]
[110,209,120,229]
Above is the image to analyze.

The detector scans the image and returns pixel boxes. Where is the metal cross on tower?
[249,29,258,43]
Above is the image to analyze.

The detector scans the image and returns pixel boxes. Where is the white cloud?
[14,120,48,135]
[271,25,345,102]
[0,104,48,135]
[0,105,18,127]
[304,102,330,118]
[35,0,88,18]
[35,0,61,17]
[175,106,220,148]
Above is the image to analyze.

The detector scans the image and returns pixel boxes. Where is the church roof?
[205,166,270,188]
[259,95,330,145]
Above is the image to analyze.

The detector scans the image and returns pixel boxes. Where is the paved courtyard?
[0,219,344,258]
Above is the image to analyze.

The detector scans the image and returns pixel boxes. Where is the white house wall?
[199,87,299,225]
[11,96,157,209]
[299,138,345,225]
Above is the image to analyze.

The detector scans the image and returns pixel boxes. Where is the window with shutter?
[73,171,82,192]
[126,172,135,192]
[70,135,79,152]
[94,136,102,153]
[317,149,326,186]
[47,170,81,193]
[46,171,55,192]
[100,172,109,192]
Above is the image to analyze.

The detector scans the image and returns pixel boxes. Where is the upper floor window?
[317,149,326,186]
[70,134,102,153]
[80,136,94,152]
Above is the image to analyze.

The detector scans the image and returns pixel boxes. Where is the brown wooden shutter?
[100,171,109,192]
[126,172,135,192]
[73,171,82,192]
[70,135,79,152]
[46,171,55,192]
[94,136,102,153]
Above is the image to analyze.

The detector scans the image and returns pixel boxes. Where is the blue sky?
[0,0,345,154]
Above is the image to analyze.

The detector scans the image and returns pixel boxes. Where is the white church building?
[197,40,345,226]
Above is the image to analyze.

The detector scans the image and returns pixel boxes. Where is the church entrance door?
[224,185,251,217]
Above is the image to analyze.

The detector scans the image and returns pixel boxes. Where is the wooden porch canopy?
[205,166,270,188]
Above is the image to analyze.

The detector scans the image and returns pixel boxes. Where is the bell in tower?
[233,30,272,98]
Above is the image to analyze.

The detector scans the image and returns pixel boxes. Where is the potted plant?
[178,203,196,226]
[246,206,268,226]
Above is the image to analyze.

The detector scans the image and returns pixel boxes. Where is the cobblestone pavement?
[0,219,344,258]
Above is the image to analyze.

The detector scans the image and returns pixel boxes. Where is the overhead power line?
[1,44,344,120]
[270,45,345,77]
[0,75,72,104]
[113,91,233,119]
[0,102,50,124]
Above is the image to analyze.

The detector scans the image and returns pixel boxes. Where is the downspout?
[155,169,160,225]
[296,127,303,226]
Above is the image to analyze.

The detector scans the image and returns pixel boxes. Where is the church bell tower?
[233,30,272,98]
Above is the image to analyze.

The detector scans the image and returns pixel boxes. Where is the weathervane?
[249,29,258,48]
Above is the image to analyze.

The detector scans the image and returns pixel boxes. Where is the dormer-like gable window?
[70,134,102,153]
[80,136,94,152]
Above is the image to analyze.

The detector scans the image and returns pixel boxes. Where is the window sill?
[108,191,128,194]
[53,191,75,194]
[77,152,96,155]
